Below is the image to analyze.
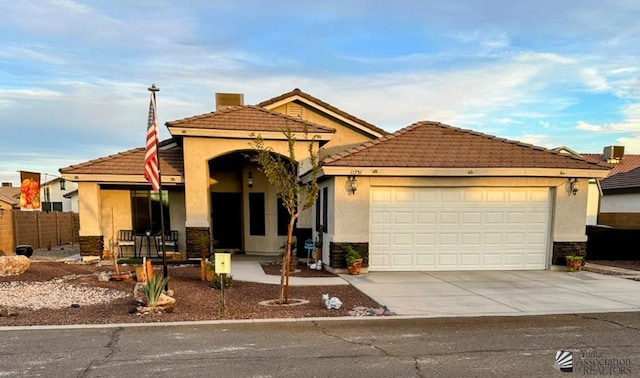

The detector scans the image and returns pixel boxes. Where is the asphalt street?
[1,312,639,377]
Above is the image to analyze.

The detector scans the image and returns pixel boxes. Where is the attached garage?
[369,186,551,271]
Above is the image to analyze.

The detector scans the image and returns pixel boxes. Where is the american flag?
[144,88,160,190]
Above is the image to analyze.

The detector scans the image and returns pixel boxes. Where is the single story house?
[60,88,610,271]
[582,146,640,229]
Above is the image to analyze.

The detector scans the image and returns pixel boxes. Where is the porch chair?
[117,230,136,257]
[155,230,179,255]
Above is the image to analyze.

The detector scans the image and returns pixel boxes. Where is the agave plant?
[144,274,169,307]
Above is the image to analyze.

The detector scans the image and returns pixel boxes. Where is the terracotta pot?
[347,258,363,275]
[566,256,584,272]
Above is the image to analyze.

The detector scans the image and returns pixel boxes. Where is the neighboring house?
[0,184,20,211]
[39,177,79,213]
[63,189,79,213]
[582,146,640,229]
[60,88,610,271]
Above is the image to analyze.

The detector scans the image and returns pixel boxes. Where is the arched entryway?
[207,150,293,255]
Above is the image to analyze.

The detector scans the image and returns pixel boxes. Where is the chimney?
[1,182,12,187]
[215,93,244,111]
[603,145,624,164]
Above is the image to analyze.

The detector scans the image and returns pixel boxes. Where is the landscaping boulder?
[0,255,30,276]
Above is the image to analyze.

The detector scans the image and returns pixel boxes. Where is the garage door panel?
[417,211,437,224]
[394,212,413,223]
[440,212,459,223]
[415,252,435,267]
[416,233,436,245]
[393,233,413,245]
[461,254,480,266]
[485,212,505,224]
[369,187,550,271]
[462,212,482,224]
[439,233,459,245]
[507,212,526,223]
[461,233,481,245]
[392,253,414,267]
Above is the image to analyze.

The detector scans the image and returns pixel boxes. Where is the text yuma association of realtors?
[578,350,632,375]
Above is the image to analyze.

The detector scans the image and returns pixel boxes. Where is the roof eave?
[167,127,333,141]
[60,174,184,185]
[318,166,611,179]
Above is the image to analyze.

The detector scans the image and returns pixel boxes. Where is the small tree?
[250,127,321,304]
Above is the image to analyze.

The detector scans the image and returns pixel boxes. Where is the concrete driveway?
[340,269,640,318]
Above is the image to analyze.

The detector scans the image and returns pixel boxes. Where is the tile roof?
[60,139,184,177]
[324,121,610,171]
[257,88,388,137]
[166,105,336,134]
[0,187,20,207]
[582,153,640,190]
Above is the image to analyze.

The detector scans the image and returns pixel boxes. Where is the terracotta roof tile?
[257,88,388,137]
[324,121,609,171]
[0,187,20,207]
[166,105,335,134]
[60,139,184,177]
[582,153,640,190]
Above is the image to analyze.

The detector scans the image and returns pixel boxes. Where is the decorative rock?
[155,293,176,307]
[348,305,396,317]
[82,256,101,264]
[0,255,31,276]
[97,271,111,282]
[0,306,19,317]
[133,282,147,304]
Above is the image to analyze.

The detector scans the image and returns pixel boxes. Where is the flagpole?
[148,84,169,290]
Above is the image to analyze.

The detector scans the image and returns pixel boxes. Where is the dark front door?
[211,192,242,249]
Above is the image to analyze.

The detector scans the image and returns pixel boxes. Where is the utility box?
[215,253,231,274]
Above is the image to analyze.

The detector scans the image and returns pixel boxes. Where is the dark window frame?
[131,190,170,235]
[249,192,266,236]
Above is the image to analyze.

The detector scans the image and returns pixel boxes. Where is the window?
[131,190,170,235]
[315,194,321,232]
[42,202,63,212]
[277,197,289,236]
[322,187,328,233]
[249,193,265,235]
[315,187,329,233]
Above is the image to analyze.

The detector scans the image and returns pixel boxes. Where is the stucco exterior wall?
[100,190,132,248]
[270,103,376,157]
[78,182,101,236]
[586,180,600,225]
[169,190,186,251]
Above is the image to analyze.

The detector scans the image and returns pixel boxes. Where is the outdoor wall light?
[569,178,580,195]
[348,175,358,194]
[59,179,66,191]
[247,172,254,189]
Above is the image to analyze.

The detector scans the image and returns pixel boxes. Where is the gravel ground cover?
[0,246,381,326]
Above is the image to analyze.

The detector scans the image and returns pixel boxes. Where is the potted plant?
[566,254,584,272]
[345,245,363,275]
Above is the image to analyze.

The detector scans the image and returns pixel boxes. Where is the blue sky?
[1,0,640,186]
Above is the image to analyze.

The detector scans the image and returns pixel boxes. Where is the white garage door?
[369,187,550,271]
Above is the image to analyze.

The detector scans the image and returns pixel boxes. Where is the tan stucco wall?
[169,190,186,251]
[78,182,101,236]
[318,175,590,262]
[100,190,132,248]
[270,103,376,157]
[586,180,601,225]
